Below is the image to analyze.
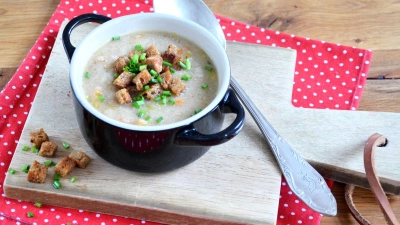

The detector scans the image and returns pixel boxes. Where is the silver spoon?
[154,0,337,216]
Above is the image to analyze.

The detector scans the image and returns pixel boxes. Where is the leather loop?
[345,133,399,225]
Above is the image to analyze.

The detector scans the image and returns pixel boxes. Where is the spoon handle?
[229,76,337,216]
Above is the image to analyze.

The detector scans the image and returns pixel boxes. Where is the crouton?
[142,83,162,100]
[115,88,132,104]
[54,156,76,177]
[169,77,186,95]
[160,69,172,89]
[172,55,183,70]
[27,160,48,183]
[38,141,58,157]
[113,71,134,88]
[69,151,92,169]
[132,69,152,91]
[146,55,163,73]
[30,128,49,148]
[114,56,130,74]
[146,44,160,57]
[162,44,182,71]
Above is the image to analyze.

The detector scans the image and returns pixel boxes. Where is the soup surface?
[83,31,218,126]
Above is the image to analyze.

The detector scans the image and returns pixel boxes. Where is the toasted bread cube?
[132,69,152,91]
[146,44,160,57]
[113,71,134,88]
[169,77,186,95]
[30,128,49,148]
[115,88,132,104]
[54,156,76,177]
[142,83,162,100]
[160,69,172,90]
[163,44,178,61]
[114,56,130,74]
[38,141,58,157]
[146,55,163,73]
[69,151,92,169]
[27,160,48,183]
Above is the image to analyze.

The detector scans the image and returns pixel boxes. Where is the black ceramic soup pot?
[62,13,245,173]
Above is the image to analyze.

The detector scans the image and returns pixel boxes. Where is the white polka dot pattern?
[0,0,372,225]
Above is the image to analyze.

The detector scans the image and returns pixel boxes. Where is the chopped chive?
[54,173,61,181]
[22,145,29,151]
[156,117,164,123]
[194,109,202,114]
[179,61,187,69]
[151,77,158,83]
[133,95,144,101]
[150,69,158,76]
[169,67,175,73]
[181,74,192,81]
[67,223,71,225]
[132,54,139,64]
[27,212,34,218]
[162,61,172,66]
[205,65,213,72]
[162,91,171,96]
[85,72,90,79]
[145,116,151,121]
[157,76,163,83]
[21,165,30,173]
[44,160,55,166]
[139,52,146,61]
[142,85,150,91]
[185,59,191,70]
[135,44,144,51]
[138,110,147,118]
[31,145,39,154]
[52,180,62,189]
[8,168,16,174]
[111,36,120,41]
[34,202,42,208]
[139,65,147,71]
[98,94,105,102]
[201,84,209,89]
[161,96,167,105]
[168,98,175,105]
[62,142,70,149]
[70,177,76,183]
[132,100,145,109]
[114,73,119,79]
[154,96,161,102]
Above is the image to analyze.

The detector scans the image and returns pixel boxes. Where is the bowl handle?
[62,13,111,62]
[175,89,245,146]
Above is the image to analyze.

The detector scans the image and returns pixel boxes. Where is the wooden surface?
[3,22,299,224]
[1,0,400,224]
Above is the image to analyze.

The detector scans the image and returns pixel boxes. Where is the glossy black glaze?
[63,13,245,172]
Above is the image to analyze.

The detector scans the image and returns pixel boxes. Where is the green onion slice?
[150,69,158,76]
[34,202,42,208]
[135,44,144,51]
[205,65,213,71]
[133,54,139,64]
[168,98,175,105]
[157,75,163,83]
[21,165,30,173]
[98,94,105,102]
[8,168,16,174]
[139,65,147,71]
[162,91,171,96]
[194,109,202,114]
[133,100,145,109]
[169,67,176,74]
[31,145,38,154]
[112,36,120,41]
[22,145,29,151]
[145,116,151,121]
[142,85,150,91]
[181,74,192,81]
[201,84,209,89]
[162,61,172,66]
[44,160,55,166]
[185,59,191,70]
[27,212,34,218]
[114,73,119,79]
[139,52,146,61]
[70,177,76,183]
[156,117,164,123]
[154,96,161,102]
[85,72,90,79]
[138,110,147,118]
[161,96,167,105]
[62,141,70,149]
[179,61,187,69]
[54,173,61,181]
[52,180,62,189]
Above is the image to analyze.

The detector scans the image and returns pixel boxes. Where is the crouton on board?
[69,151,92,169]
[38,141,58,157]
[30,128,49,148]
[27,160,48,183]
[54,156,76,177]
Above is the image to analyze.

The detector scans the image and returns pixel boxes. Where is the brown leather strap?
[345,133,399,225]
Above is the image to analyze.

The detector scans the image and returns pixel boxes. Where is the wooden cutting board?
[4,23,294,225]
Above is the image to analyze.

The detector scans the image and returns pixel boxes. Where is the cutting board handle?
[62,13,111,62]
[174,88,245,146]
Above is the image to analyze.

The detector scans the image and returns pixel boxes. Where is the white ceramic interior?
[70,13,230,131]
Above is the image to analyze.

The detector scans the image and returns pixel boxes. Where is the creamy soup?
[83,31,218,126]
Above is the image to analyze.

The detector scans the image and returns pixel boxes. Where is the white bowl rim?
[69,13,231,132]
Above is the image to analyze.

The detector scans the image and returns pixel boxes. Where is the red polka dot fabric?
[0,0,372,224]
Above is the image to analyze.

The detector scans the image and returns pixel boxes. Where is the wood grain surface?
[1,0,399,224]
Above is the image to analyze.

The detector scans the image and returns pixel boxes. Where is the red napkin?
[0,0,372,224]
